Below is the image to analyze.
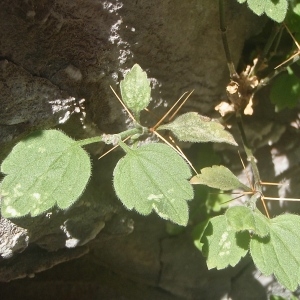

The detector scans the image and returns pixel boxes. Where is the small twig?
[219,0,239,79]
[253,23,281,74]
[235,112,271,217]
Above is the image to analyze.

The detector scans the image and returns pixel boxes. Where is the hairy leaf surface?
[0,130,91,218]
[190,165,251,191]
[120,64,151,118]
[113,143,193,226]
[236,0,288,22]
[157,112,237,146]
[226,206,270,237]
[201,215,249,269]
[250,214,300,291]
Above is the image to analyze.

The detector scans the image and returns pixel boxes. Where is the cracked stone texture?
[1,0,300,299]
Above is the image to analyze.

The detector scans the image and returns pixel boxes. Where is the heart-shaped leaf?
[113,143,193,226]
[157,112,237,146]
[250,214,300,291]
[201,215,250,269]
[120,64,151,118]
[190,165,251,191]
[0,130,91,218]
[237,0,288,23]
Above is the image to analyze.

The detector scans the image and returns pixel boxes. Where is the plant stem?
[236,112,262,195]
[76,136,103,147]
[219,0,239,79]
[76,127,144,147]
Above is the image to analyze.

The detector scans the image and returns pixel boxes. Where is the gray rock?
[0,0,283,299]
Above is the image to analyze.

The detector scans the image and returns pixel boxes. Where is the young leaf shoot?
[120,64,151,120]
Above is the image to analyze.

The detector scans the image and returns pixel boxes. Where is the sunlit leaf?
[237,0,288,23]
[247,0,264,16]
[201,215,249,269]
[250,214,300,291]
[225,206,270,237]
[157,112,237,146]
[113,142,193,226]
[0,130,91,218]
[120,64,151,118]
[264,0,288,23]
[190,165,251,191]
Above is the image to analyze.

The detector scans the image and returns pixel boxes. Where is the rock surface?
[2,0,299,299]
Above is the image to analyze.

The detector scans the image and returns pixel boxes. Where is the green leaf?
[190,165,251,191]
[120,64,151,118]
[250,214,300,291]
[205,191,231,213]
[193,143,221,170]
[113,143,193,226]
[270,296,298,300]
[285,3,300,33]
[225,206,270,237]
[192,219,210,251]
[201,215,250,269]
[264,0,288,23]
[157,112,237,146]
[0,130,91,218]
[247,0,265,16]
[270,70,300,111]
[237,0,288,23]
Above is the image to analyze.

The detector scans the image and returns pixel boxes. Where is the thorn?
[152,91,189,130]
[260,181,284,186]
[260,195,270,219]
[110,85,136,122]
[275,23,300,69]
[264,196,300,202]
[152,130,198,175]
[98,136,131,160]
[238,151,254,191]
[168,90,194,122]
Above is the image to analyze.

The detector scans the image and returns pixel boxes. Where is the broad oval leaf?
[225,206,270,237]
[113,143,193,226]
[157,112,237,146]
[201,215,249,269]
[190,165,251,191]
[120,64,151,118]
[250,214,300,291]
[270,70,300,111]
[0,130,91,218]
